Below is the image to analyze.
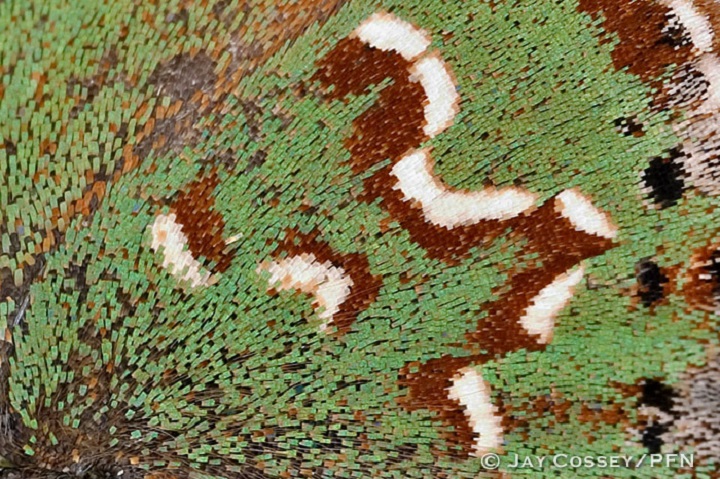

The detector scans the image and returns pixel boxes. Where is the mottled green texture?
[1,0,718,478]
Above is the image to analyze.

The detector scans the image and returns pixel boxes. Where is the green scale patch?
[1,0,720,478]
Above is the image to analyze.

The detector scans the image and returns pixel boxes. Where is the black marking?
[643,148,685,208]
[642,379,677,414]
[639,379,678,454]
[642,422,670,454]
[636,259,669,307]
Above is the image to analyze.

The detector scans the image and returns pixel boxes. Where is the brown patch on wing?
[170,172,234,273]
[314,37,428,173]
[577,402,634,443]
[397,355,481,457]
[577,0,695,82]
[397,195,615,454]
[471,199,614,350]
[315,29,615,269]
[317,14,620,456]
[269,229,382,334]
[366,169,512,261]
[316,36,512,261]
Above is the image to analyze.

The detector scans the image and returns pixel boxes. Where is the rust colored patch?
[316,32,613,265]
[397,355,480,457]
[470,199,614,349]
[316,37,498,261]
[170,172,234,273]
[270,229,382,334]
[568,381,653,440]
[396,199,614,453]
[577,0,695,83]
[314,37,427,173]
[368,169,513,260]
[578,401,631,430]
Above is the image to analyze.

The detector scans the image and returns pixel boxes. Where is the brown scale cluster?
[397,355,481,456]
[269,229,382,334]
[494,390,573,445]
[316,37,508,260]
[170,172,234,273]
[313,37,427,174]
[577,0,696,84]
[576,0,715,113]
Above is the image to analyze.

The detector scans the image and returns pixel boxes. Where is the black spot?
[642,148,685,208]
[636,259,669,307]
[642,422,670,454]
[642,379,677,414]
[638,379,678,454]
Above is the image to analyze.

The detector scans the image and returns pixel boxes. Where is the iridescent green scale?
[1,1,719,478]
